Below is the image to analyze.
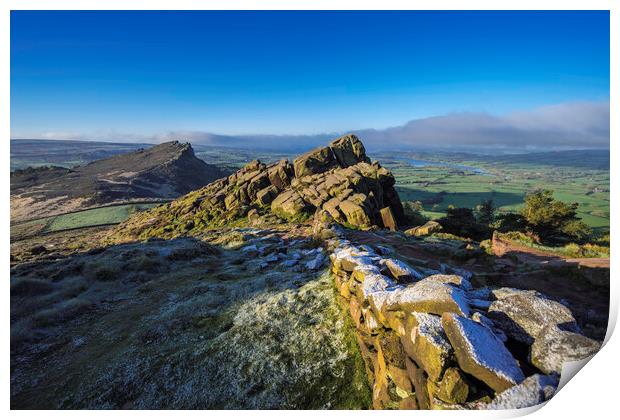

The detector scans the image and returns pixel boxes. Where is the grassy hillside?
[11,203,162,240]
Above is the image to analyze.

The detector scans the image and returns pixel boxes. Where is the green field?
[384,156,610,232]
[11,203,162,240]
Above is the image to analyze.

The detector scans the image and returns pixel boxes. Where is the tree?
[402,200,428,227]
[495,212,527,233]
[475,199,495,226]
[437,207,489,241]
[521,189,591,244]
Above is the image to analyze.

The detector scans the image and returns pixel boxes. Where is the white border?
[2,2,616,419]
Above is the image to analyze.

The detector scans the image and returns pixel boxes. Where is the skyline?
[10,10,610,148]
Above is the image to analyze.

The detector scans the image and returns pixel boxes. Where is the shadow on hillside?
[10,230,324,348]
[396,188,524,209]
[11,230,341,409]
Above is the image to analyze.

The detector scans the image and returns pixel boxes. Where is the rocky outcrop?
[405,220,442,237]
[110,135,405,241]
[327,238,600,410]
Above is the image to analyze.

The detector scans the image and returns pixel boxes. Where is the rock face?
[488,289,579,344]
[441,313,525,393]
[530,324,600,375]
[111,134,405,241]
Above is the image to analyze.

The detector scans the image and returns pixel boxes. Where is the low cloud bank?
[17,100,609,152]
[361,101,609,150]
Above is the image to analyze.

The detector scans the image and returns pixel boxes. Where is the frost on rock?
[332,246,378,272]
[381,258,424,282]
[387,276,471,317]
[401,312,453,382]
[488,289,579,344]
[441,313,525,393]
[482,374,558,410]
[530,324,600,375]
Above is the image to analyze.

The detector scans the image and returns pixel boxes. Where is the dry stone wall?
[327,239,601,410]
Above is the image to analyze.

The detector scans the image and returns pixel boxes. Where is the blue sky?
[10,10,609,143]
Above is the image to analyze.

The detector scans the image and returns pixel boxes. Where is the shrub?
[494,213,528,233]
[402,201,428,227]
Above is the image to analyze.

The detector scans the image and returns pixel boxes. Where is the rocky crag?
[110,134,404,241]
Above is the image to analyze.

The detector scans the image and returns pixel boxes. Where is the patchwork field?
[10,203,162,241]
[376,151,609,233]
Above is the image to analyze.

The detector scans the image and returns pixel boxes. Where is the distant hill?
[478,149,609,170]
[10,139,154,170]
[10,141,230,222]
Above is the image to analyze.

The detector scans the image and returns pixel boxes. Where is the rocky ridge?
[110,134,404,241]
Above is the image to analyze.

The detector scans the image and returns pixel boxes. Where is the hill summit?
[10,141,229,222]
[111,134,405,241]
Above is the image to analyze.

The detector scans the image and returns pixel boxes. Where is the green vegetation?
[520,189,591,244]
[47,203,160,231]
[497,231,609,259]
[402,200,428,227]
[437,206,490,241]
[383,152,609,234]
[11,203,160,240]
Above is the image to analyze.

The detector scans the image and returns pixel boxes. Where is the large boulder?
[400,312,453,382]
[267,159,294,189]
[338,199,372,228]
[271,190,311,221]
[405,221,442,237]
[482,374,558,409]
[380,206,398,231]
[329,134,370,167]
[427,367,469,404]
[293,146,338,178]
[441,313,525,393]
[530,324,600,375]
[487,289,579,344]
[386,275,471,317]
